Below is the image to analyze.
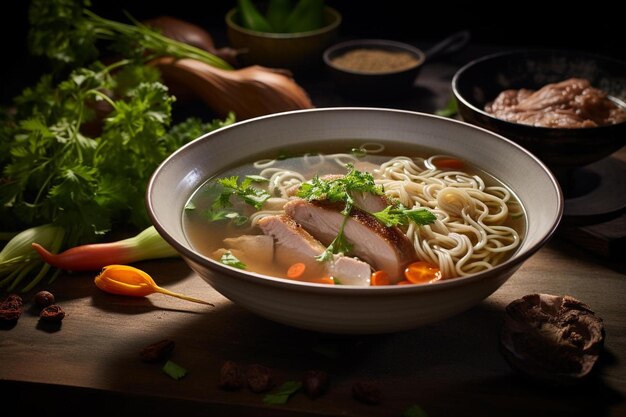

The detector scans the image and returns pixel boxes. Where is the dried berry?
[0,294,23,322]
[39,304,65,322]
[302,370,329,399]
[5,294,23,307]
[352,381,381,405]
[247,364,274,393]
[33,291,55,308]
[500,293,605,385]
[139,339,176,363]
[218,360,244,390]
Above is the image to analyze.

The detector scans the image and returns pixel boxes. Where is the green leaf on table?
[162,360,187,380]
[402,404,430,417]
[435,97,458,118]
[262,381,303,405]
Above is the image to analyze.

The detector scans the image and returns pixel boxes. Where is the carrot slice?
[311,276,334,285]
[434,158,464,170]
[397,280,413,285]
[287,262,307,279]
[404,261,442,284]
[370,270,390,286]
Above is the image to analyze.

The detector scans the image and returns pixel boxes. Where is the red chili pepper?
[31,226,178,272]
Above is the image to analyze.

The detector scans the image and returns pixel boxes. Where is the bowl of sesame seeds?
[323,39,425,100]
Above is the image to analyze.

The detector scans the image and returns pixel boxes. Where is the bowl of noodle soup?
[147,108,563,334]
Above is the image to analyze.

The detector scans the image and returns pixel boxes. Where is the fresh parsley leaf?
[297,164,383,203]
[158,112,235,151]
[371,206,403,227]
[162,360,187,380]
[28,0,232,70]
[216,176,270,210]
[206,209,248,226]
[245,175,269,183]
[316,215,352,262]
[262,381,302,405]
[220,251,246,269]
[402,404,430,417]
[372,205,436,227]
[404,207,437,225]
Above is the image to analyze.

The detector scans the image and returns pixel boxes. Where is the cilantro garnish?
[216,176,271,210]
[297,164,383,203]
[206,209,248,226]
[262,381,302,405]
[372,205,437,227]
[315,215,352,262]
[220,251,246,269]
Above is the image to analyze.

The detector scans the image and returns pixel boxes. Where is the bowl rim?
[147,107,563,295]
[451,48,626,132]
[323,38,426,75]
[225,6,342,38]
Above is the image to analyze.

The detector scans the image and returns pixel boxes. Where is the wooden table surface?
[2,233,625,417]
[2,47,626,417]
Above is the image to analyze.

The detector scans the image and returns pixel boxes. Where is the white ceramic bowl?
[147,108,563,334]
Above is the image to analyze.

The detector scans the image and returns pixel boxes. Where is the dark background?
[2,0,624,104]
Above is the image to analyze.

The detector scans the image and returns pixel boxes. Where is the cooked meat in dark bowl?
[452,50,626,171]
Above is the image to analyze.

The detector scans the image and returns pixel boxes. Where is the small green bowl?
[226,6,341,72]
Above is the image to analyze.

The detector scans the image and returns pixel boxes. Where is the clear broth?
[182,142,527,282]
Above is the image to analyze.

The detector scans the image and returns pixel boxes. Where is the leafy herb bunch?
[0,0,234,291]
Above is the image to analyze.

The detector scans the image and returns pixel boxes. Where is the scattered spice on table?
[0,294,23,322]
[331,49,421,73]
[219,360,245,391]
[247,363,274,393]
[39,304,65,322]
[140,339,176,363]
[33,290,55,308]
[302,369,329,399]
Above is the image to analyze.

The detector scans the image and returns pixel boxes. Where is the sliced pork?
[258,214,325,267]
[284,199,416,282]
[258,214,372,285]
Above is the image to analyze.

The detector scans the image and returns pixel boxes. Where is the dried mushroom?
[500,293,605,384]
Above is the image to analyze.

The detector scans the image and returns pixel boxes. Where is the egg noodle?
[248,144,521,279]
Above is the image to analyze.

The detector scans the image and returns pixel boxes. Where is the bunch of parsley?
[0,0,235,290]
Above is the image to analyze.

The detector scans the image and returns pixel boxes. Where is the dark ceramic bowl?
[324,31,470,101]
[226,7,341,72]
[452,50,626,175]
[323,39,425,100]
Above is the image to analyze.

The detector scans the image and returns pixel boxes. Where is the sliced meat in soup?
[284,199,416,282]
[258,213,373,285]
